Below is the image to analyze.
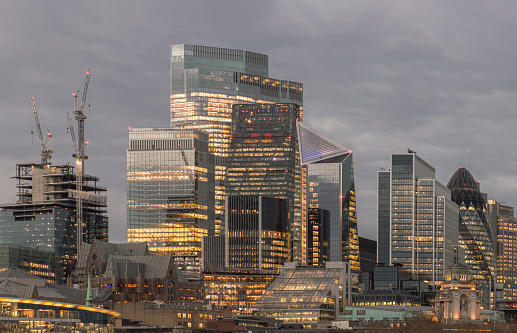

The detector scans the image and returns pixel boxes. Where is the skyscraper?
[226,103,302,259]
[297,123,359,271]
[127,128,215,278]
[447,167,495,307]
[377,152,459,288]
[225,195,291,270]
[488,200,517,301]
[170,44,303,233]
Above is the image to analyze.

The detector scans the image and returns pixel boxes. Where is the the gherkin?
[447,167,495,308]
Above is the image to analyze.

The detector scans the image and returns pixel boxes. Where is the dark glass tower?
[447,167,495,307]
[226,103,301,257]
[225,195,291,270]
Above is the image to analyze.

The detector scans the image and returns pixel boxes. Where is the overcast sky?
[2,1,517,243]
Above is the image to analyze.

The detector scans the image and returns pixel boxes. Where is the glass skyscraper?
[297,123,359,272]
[377,152,459,289]
[488,200,517,301]
[447,167,495,307]
[226,103,302,259]
[225,195,291,270]
[170,44,303,234]
[127,128,215,277]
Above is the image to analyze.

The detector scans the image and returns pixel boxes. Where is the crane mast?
[68,70,90,256]
[30,97,53,164]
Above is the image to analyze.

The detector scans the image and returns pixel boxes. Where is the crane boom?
[69,70,91,257]
[30,97,53,164]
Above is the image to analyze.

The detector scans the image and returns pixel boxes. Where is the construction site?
[0,71,108,284]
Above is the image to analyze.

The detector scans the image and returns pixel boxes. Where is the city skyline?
[2,2,517,243]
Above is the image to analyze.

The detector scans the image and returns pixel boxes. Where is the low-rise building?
[75,240,202,303]
[253,262,352,326]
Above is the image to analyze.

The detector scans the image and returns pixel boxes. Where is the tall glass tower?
[447,167,495,307]
[127,128,215,278]
[226,103,301,259]
[170,44,303,234]
[377,152,459,289]
[297,123,359,272]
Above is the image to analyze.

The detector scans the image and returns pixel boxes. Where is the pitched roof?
[0,267,47,287]
[103,253,173,279]
[297,123,350,164]
[94,239,148,263]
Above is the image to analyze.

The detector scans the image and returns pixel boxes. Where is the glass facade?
[252,262,351,324]
[0,245,57,283]
[170,44,303,234]
[225,196,291,270]
[0,298,118,332]
[127,128,215,277]
[447,167,495,308]
[226,103,301,259]
[488,201,517,301]
[203,268,278,314]
[307,208,330,266]
[377,153,459,289]
[0,164,108,284]
[377,170,391,266]
[298,123,359,271]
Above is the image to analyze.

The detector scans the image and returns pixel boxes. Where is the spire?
[86,271,93,306]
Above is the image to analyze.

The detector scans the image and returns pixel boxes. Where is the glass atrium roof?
[297,123,349,164]
[253,267,341,310]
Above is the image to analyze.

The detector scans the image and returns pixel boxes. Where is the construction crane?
[67,70,91,256]
[30,97,53,164]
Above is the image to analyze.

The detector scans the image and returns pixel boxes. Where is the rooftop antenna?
[467,150,470,170]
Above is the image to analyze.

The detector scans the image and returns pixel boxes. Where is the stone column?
[452,294,460,320]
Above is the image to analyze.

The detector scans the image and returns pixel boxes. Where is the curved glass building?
[447,167,495,308]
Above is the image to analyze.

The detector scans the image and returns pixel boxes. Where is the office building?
[127,128,215,278]
[253,261,352,325]
[358,237,376,291]
[226,103,301,259]
[488,200,517,301]
[225,195,291,270]
[170,44,303,234]
[0,163,108,284]
[307,208,330,266]
[447,167,495,307]
[377,152,459,288]
[0,245,57,283]
[203,268,278,314]
[298,123,359,271]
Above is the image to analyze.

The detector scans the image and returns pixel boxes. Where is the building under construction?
[0,163,108,284]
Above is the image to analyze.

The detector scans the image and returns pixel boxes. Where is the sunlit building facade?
[226,103,301,259]
[203,268,278,314]
[377,152,459,289]
[127,128,215,277]
[225,196,291,270]
[447,167,495,308]
[488,200,517,301]
[298,123,359,272]
[170,44,303,234]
